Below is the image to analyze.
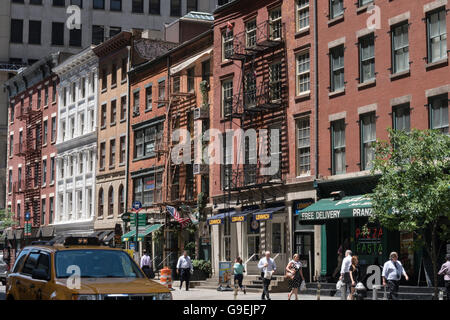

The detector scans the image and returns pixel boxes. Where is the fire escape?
[154,74,198,207]
[14,102,43,229]
[223,20,287,199]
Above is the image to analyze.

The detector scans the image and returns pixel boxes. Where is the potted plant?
[191,259,212,281]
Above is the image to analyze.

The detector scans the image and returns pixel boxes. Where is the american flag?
[166,206,190,228]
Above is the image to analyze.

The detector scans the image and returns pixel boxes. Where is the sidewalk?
[171,287,340,300]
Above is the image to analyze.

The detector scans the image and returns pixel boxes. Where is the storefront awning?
[252,206,285,221]
[121,224,163,242]
[297,195,373,221]
[170,48,213,74]
[207,211,234,225]
[230,208,260,223]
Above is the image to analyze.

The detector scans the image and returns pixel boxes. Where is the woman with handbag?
[286,254,305,300]
[348,255,360,300]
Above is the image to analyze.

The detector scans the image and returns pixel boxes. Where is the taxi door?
[28,252,53,300]
[15,250,41,300]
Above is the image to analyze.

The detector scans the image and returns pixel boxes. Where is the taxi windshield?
[55,250,144,279]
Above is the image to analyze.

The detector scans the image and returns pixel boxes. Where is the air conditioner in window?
[193,107,209,120]
[193,163,209,175]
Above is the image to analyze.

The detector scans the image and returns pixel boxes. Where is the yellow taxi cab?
[5,237,172,300]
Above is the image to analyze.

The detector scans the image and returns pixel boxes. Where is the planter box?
[191,269,210,281]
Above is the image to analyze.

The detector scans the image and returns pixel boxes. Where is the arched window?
[98,188,104,217]
[118,184,124,214]
[108,186,114,216]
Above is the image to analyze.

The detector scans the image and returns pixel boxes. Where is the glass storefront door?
[247,217,260,261]
[295,232,314,282]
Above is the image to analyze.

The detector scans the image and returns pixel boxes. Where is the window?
[296,0,309,31]
[10,19,23,43]
[92,25,105,45]
[202,59,210,82]
[121,58,127,81]
[158,81,165,103]
[63,87,67,106]
[359,0,373,7]
[90,72,95,94]
[71,0,82,8]
[187,0,197,13]
[330,0,343,20]
[392,22,409,73]
[18,131,22,153]
[89,150,94,172]
[111,100,117,125]
[145,86,152,111]
[149,0,160,14]
[44,87,48,106]
[93,0,105,9]
[110,139,116,167]
[50,157,55,183]
[132,0,144,13]
[426,8,447,63]
[246,20,257,48]
[187,67,195,92]
[111,64,117,86]
[269,7,282,40]
[51,117,56,142]
[49,197,54,224]
[9,135,13,157]
[30,0,42,4]
[98,188,104,217]
[171,0,181,16]
[392,104,410,132]
[77,190,82,217]
[269,62,282,101]
[119,185,124,214]
[222,79,233,117]
[69,156,74,176]
[101,104,107,128]
[134,123,164,158]
[68,192,73,215]
[80,77,86,98]
[133,91,140,114]
[244,73,256,107]
[296,117,310,175]
[59,159,64,179]
[53,0,65,6]
[222,133,232,190]
[330,45,345,92]
[429,94,449,133]
[100,142,106,169]
[78,153,83,174]
[21,252,40,275]
[52,82,57,102]
[332,119,346,175]
[18,167,22,190]
[43,120,48,145]
[89,109,95,131]
[110,0,121,11]
[296,51,310,94]
[360,113,376,170]
[222,30,234,60]
[102,68,107,90]
[109,27,121,38]
[28,21,42,45]
[119,136,126,164]
[69,26,82,47]
[172,75,180,93]
[71,82,76,102]
[108,187,114,216]
[133,172,163,206]
[8,170,12,193]
[70,116,75,138]
[120,96,127,121]
[359,34,375,83]
[41,199,46,225]
[52,22,64,46]
[37,90,41,109]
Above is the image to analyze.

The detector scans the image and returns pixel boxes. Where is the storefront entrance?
[294,232,314,282]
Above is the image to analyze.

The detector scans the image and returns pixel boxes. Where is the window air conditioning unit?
[193,107,209,120]
[193,163,209,175]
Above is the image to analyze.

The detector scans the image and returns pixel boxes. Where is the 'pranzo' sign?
[300,208,373,220]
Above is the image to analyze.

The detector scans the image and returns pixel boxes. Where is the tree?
[0,208,17,230]
[370,128,450,298]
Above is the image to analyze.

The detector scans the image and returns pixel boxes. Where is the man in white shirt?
[258,251,277,300]
[339,250,352,300]
[140,250,154,279]
[177,251,194,291]
[382,252,409,300]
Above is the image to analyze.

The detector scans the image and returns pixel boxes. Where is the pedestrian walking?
[382,252,409,300]
[233,257,246,294]
[332,245,343,279]
[258,251,277,300]
[437,254,450,300]
[177,251,193,291]
[286,254,305,300]
[140,250,154,279]
[348,255,360,300]
[339,250,352,300]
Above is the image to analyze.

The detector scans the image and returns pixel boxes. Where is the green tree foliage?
[0,208,17,230]
[370,128,450,297]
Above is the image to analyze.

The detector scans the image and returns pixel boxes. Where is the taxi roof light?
[63,236,102,246]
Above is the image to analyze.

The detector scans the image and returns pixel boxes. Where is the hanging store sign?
[254,213,272,221]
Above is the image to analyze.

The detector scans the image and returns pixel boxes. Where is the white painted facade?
[53,47,98,235]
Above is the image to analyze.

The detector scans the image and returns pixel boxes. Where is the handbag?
[285,270,295,280]
[264,270,273,279]
[300,280,307,292]
[336,279,343,290]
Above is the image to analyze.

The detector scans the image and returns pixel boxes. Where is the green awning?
[121,224,162,242]
[297,195,373,221]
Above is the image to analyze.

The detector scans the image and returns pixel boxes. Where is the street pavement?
[0,284,339,300]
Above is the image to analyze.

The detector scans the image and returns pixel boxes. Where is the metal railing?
[157,251,174,268]
[243,253,257,273]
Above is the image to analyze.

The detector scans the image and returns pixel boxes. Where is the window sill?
[110,122,116,127]
[109,165,115,170]
[100,125,106,130]
[328,14,344,26]
[51,140,56,145]
[221,60,234,68]
[133,153,157,162]
[328,89,345,98]
[107,215,114,219]
[111,84,117,89]
[390,69,410,81]
[49,182,54,187]
[295,91,311,102]
[295,27,310,38]
[52,101,57,105]
[99,168,105,172]
[42,143,47,148]
[425,57,448,70]
[43,105,48,109]
[120,118,127,123]
[145,108,153,113]
[356,3,372,14]
[101,88,107,94]
[119,163,125,167]
[157,104,165,108]
[121,79,127,85]
[357,79,376,90]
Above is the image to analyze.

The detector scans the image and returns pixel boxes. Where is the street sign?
[121,212,131,221]
[132,201,142,211]
[24,222,32,236]
[25,212,31,221]
[130,213,147,226]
